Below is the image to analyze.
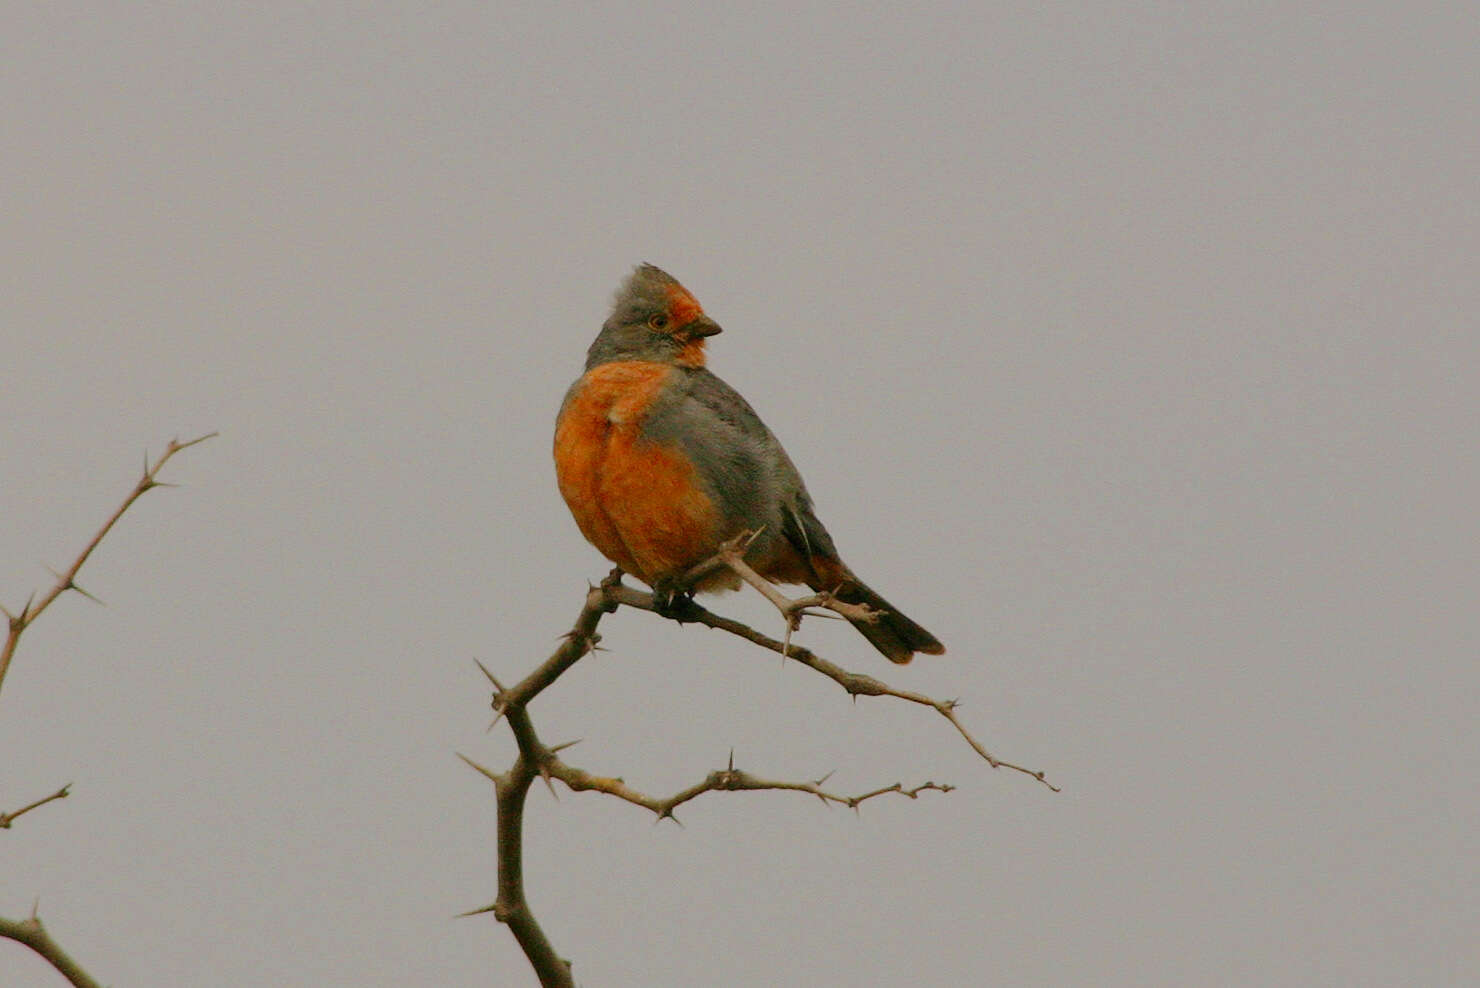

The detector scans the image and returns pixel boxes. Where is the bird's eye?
[648,312,669,330]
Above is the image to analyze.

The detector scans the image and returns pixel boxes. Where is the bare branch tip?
[178,430,220,449]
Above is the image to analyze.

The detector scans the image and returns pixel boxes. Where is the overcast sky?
[3,3,1476,985]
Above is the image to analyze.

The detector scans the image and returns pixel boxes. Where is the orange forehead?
[664,285,704,326]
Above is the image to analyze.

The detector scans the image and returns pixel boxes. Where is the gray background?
[4,3,1475,985]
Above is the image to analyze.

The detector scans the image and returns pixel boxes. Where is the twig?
[0,432,218,700]
[696,533,877,659]
[0,785,71,829]
[0,911,101,988]
[536,751,952,822]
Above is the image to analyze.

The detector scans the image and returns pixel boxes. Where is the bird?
[553,263,944,663]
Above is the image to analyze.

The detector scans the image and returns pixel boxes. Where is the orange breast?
[554,362,723,586]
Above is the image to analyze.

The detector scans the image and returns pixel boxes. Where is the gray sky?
[3,3,1476,985]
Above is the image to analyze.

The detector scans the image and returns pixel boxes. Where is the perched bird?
[554,264,944,663]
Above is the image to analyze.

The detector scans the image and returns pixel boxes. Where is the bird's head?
[585,263,723,370]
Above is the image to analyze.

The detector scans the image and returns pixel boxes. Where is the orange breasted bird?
[553,264,945,663]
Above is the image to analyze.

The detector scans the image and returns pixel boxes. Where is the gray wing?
[642,368,840,565]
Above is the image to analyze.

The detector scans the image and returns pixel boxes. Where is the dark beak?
[683,315,723,339]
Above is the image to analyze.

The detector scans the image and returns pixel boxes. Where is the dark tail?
[825,575,945,664]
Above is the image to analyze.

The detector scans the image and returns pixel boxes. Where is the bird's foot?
[652,584,701,622]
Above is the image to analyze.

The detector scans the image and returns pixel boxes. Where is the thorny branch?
[0,434,215,988]
[464,746,954,824]
[469,546,1055,985]
[458,578,620,988]
[630,532,1057,790]
[0,432,218,701]
[613,583,1058,790]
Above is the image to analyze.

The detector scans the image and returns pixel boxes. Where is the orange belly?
[554,362,723,586]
